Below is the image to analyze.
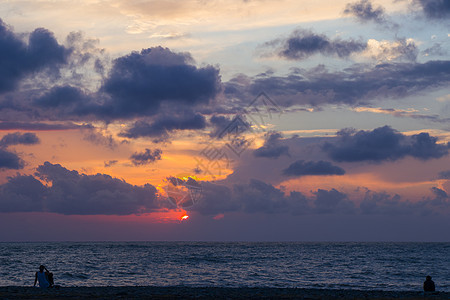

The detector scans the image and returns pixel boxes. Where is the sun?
[180,215,189,221]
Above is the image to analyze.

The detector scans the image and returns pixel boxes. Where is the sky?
[0,0,449,242]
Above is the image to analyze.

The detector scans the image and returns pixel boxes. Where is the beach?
[1,286,449,299]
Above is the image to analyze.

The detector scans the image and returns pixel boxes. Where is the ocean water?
[0,242,448,291]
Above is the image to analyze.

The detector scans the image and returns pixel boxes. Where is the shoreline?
[1,286,449,299]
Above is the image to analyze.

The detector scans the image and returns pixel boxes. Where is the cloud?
[282,160,345,177]
[0,132,39,170]
[253,131,289,159]
[364,38,418,62]
[360,188,449,216]
[225,60,450,107]
[343,0,386,23]
[261,29,367,60]
[82,128,117,150]
[104,160,118,168]
[194,180,356,216]
[438,170,450,179]
[0,149,24,169]
[195,179,311,215]
[34,85,91,112]
[130,148,162,165]
[351,107,450,123]
[414,0,450,19]
[0,121,90,131]
[313,188,355,214]
[99,46,221,119]
[208,115,235,137]
[323,125,449,162]
[120,112,206,141]
[0,175,46,212]
[0,19,69,93]
[0,132,40,147]
[19,162,158,215]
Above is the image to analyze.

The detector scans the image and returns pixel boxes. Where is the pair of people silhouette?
[33,265,54,288]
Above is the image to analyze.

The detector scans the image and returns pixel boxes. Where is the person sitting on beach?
[34,265,54,288]
[423,275,435,292]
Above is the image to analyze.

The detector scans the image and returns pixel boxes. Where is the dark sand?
[0,286,448,299]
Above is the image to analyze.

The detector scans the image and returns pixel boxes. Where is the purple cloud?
[282,160,345,177]
[323,126,449,162]
[130,149,162,166]
[253,132,290,159]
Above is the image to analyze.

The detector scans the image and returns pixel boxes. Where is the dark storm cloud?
[130,148,162,166]
[343,0,386,23]
[253,131,289,159]
[282,160,345,177]
[0,149,24,169]
[99,46,221,119]
[225,60,450,107]
[261,29,367,60]
[0,19,69,93]
[120,113,206,141]
[414,0,450,19]
[322,126,449,162]
[0,132,40,147]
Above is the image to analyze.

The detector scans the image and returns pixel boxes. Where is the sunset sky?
[0,0,449,241]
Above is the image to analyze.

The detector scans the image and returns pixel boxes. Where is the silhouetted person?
[34,265,53,288]
[423,275,435,292]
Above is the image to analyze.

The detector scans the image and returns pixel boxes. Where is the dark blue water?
[0,242,448,290]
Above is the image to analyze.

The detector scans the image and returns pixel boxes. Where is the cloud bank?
[323,126,449,162]
[0,162,158,214]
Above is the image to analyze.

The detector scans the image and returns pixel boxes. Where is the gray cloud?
[0,132,40,147]
[130,148,162,166]
[120,112,206,141]
[361,187,449,216]
[313,188,355,214]
[0,132,40,170]
[0,149,24,169]
[225,60,450,107]
[0,175,46,212]
[104,160,118,168]
[344,0,386,23]
[414,0,450,19]
[0,121,91,131]
[99,46,221,119]
[0,19,69,94]
[23,162,158,215]
[253,131,290,159]
[282,160,345,177]
[323,126,449,162]
[261,29,367,60]
[438,170,450,179]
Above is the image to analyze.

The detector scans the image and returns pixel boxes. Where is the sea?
[0,242,448,291]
